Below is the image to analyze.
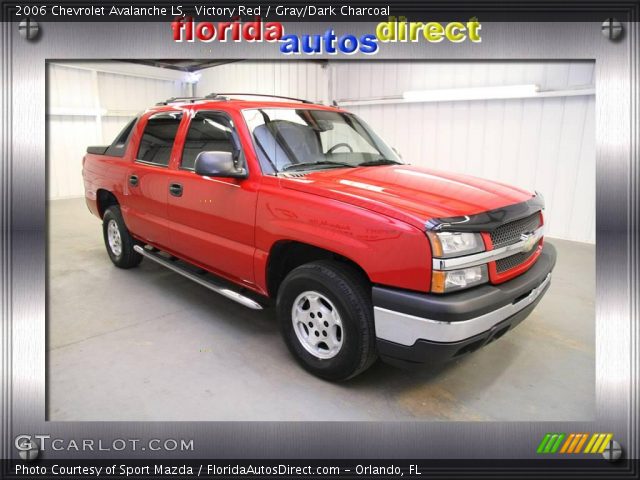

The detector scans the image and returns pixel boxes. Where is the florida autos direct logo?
[171,15,482,55]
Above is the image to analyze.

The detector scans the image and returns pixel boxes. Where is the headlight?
[431,265,488,293]
[427,231,485,258]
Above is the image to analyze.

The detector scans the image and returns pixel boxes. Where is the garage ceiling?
[120,59,238,72]
[119,59,327,72]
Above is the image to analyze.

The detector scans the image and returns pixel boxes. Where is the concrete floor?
[48,198,595,421]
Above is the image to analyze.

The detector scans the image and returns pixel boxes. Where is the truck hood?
[279,165,533,230]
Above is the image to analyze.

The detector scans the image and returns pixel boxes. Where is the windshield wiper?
[281,161,355,172]
[357,158,402,167]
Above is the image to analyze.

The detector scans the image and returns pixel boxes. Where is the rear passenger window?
[181,112,237,170]
[136,112,182,167]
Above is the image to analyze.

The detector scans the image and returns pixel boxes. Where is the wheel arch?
[96,189,120,218]
[266,240,370,298]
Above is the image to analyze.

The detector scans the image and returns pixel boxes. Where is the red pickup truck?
[82,93,556,381]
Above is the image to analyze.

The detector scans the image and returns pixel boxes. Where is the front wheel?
[276,260,377,381]
[102,206,143,269]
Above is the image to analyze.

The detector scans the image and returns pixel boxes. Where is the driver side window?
[181,112,238,171]
[319,122,378,154]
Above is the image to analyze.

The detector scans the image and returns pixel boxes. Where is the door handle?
[169,183,183,197]
[129,175,139,187]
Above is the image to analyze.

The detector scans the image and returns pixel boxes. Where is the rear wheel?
[102,206,142,269]
[277,260,377,381]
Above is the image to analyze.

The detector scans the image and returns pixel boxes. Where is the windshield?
[242,108,402,174]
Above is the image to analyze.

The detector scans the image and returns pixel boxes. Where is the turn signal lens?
[431,270,447,293]
[431,265,488,293]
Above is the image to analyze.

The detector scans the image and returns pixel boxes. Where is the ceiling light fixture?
[403,84,540,102]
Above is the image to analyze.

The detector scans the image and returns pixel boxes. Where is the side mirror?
[194,151,247,179]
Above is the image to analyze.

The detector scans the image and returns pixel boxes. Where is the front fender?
[254,182,432,293]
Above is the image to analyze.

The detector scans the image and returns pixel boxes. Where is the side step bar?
[133,245,263,310]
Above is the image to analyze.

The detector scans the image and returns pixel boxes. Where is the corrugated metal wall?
[47,63,188,200]
[195,61,330,103]
[332,61,595,243]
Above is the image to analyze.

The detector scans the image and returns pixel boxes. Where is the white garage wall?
[48,60,595,243]
[195,61,330,103]
[331,61,595,243]
[47,62,189,200]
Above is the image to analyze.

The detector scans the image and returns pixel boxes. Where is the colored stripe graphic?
[544,434,559,453]
[574,433,589,453]
[537,434,552,453]
[539,433,614,454]
[584,434,599,453]
[590,434,607,453]
[537,433,565,453]
[560,434,575,453]
[567,434,582,453]
[597,434,613,453]
[550,433,565,453]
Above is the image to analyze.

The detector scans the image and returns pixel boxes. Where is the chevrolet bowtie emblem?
[520,231,538,252]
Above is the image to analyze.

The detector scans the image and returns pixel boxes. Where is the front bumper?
[373,242,557,367]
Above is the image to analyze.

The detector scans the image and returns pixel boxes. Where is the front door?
[166,110,258,287]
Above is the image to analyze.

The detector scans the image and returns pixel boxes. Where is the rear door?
[165,110,259,287]
[122,110,183,248]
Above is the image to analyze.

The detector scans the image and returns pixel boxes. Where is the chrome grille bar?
[432,226,544,271]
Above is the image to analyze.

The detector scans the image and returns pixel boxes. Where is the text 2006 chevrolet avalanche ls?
[82,93,556,381]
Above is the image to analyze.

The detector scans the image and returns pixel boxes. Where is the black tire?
[102,206,143,269]
[277,260,377,381]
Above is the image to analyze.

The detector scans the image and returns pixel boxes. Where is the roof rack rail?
[205,93,315,104]
[155,96,211,106]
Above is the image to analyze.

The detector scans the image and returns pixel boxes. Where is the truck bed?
[86,146,110,155]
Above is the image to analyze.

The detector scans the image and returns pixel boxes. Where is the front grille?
[490,212,541,249]
[490,211,542,274]
[495,245,539,273]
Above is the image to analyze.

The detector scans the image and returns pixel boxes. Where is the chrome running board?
[133,245,263,310]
